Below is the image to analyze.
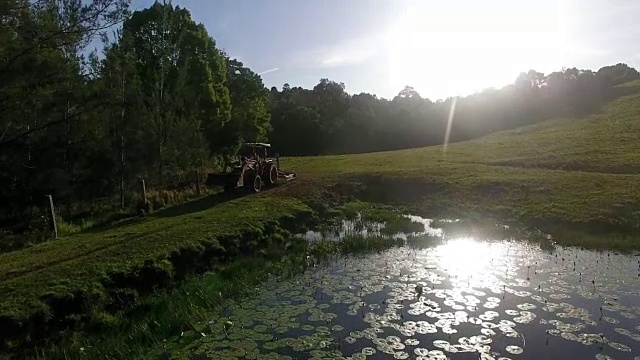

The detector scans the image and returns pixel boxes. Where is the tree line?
[269,65,640,155]
[1,0,639,228]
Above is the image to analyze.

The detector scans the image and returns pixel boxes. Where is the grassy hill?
[2,82,640,356]
[286,84,640,176]
[283,86,640,228]
[446,91,640,174]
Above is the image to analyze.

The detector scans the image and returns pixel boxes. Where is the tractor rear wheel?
[266,164,278,186]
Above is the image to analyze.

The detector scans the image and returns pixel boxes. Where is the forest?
[1,0,640,235]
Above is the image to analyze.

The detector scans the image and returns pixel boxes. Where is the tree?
[270,106,322,156]
[222,57,270,151]
[396,85,422,99]
[268,63,640,158]
[0,0,129,222]
[312,78,349,149]
[597,63,640,87]
[515,70,545,91]
[338,93,378,153]
[100,28,143,207]
[117,2,231,181]
[0,0,130,148]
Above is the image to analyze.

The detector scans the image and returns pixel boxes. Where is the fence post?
[141,179,147,205]
[46,195,58,239]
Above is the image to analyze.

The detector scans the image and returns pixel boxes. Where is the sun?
[386,1,566,100]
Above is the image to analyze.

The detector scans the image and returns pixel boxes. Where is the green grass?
[338,201,423,235]
[283,83,640,177]
[38,237,313,360]
[280,91,640,232]
[340,201,405,223]
[56,219,96,237]
[443,94,640,174]
[0,194,311,354]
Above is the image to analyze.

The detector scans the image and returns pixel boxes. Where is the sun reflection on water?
[436,237,507,280]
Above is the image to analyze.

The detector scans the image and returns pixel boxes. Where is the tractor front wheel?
[252,174,262,193]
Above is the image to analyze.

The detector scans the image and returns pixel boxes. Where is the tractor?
[206,143,296,193]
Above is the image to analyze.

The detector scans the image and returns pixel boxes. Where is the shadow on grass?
[151,191,246,218]
[81,184,289,234]
[81,191,246,234]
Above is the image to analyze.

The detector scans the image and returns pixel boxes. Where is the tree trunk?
[119,133,124,209]
[119,65,126,209]
[65,95,71,218]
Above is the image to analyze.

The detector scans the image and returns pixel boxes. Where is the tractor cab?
[239,143,271,164]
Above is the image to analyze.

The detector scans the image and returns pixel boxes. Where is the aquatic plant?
[156,239,640,360]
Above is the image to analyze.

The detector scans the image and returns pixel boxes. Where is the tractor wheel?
[266,164,278,186]
[252,174,262,193]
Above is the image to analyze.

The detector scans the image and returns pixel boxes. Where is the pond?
[157,217,640,360]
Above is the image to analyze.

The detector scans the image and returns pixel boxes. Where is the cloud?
[258,67,279,75]
[291,33,382,69]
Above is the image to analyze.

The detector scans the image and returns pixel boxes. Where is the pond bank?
[0,196,313,358]
[30,204,426,359]
[2,175,639,359]
[296,176,640,251]
[42,204,640,359]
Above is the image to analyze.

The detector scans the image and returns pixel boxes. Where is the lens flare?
[443,97,457,156]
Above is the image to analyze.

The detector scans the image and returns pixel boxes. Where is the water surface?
[158,219,640,360]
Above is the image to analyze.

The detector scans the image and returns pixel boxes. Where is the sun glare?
[387,1,566,99]
[436,237,502,280]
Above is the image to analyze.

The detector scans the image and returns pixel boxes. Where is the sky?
[127,0,640,100]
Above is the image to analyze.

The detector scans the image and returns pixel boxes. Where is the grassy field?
[282,88,640,229]
[2,83,640,357]
[285,91,640,176]
[286,81,640,177]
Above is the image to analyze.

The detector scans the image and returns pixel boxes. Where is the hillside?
[446,83,640,174]
[286,83,640,176]
[283,87,640,227]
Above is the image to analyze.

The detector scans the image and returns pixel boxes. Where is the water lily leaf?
[505,345,523,355]
[609,341,631,352]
